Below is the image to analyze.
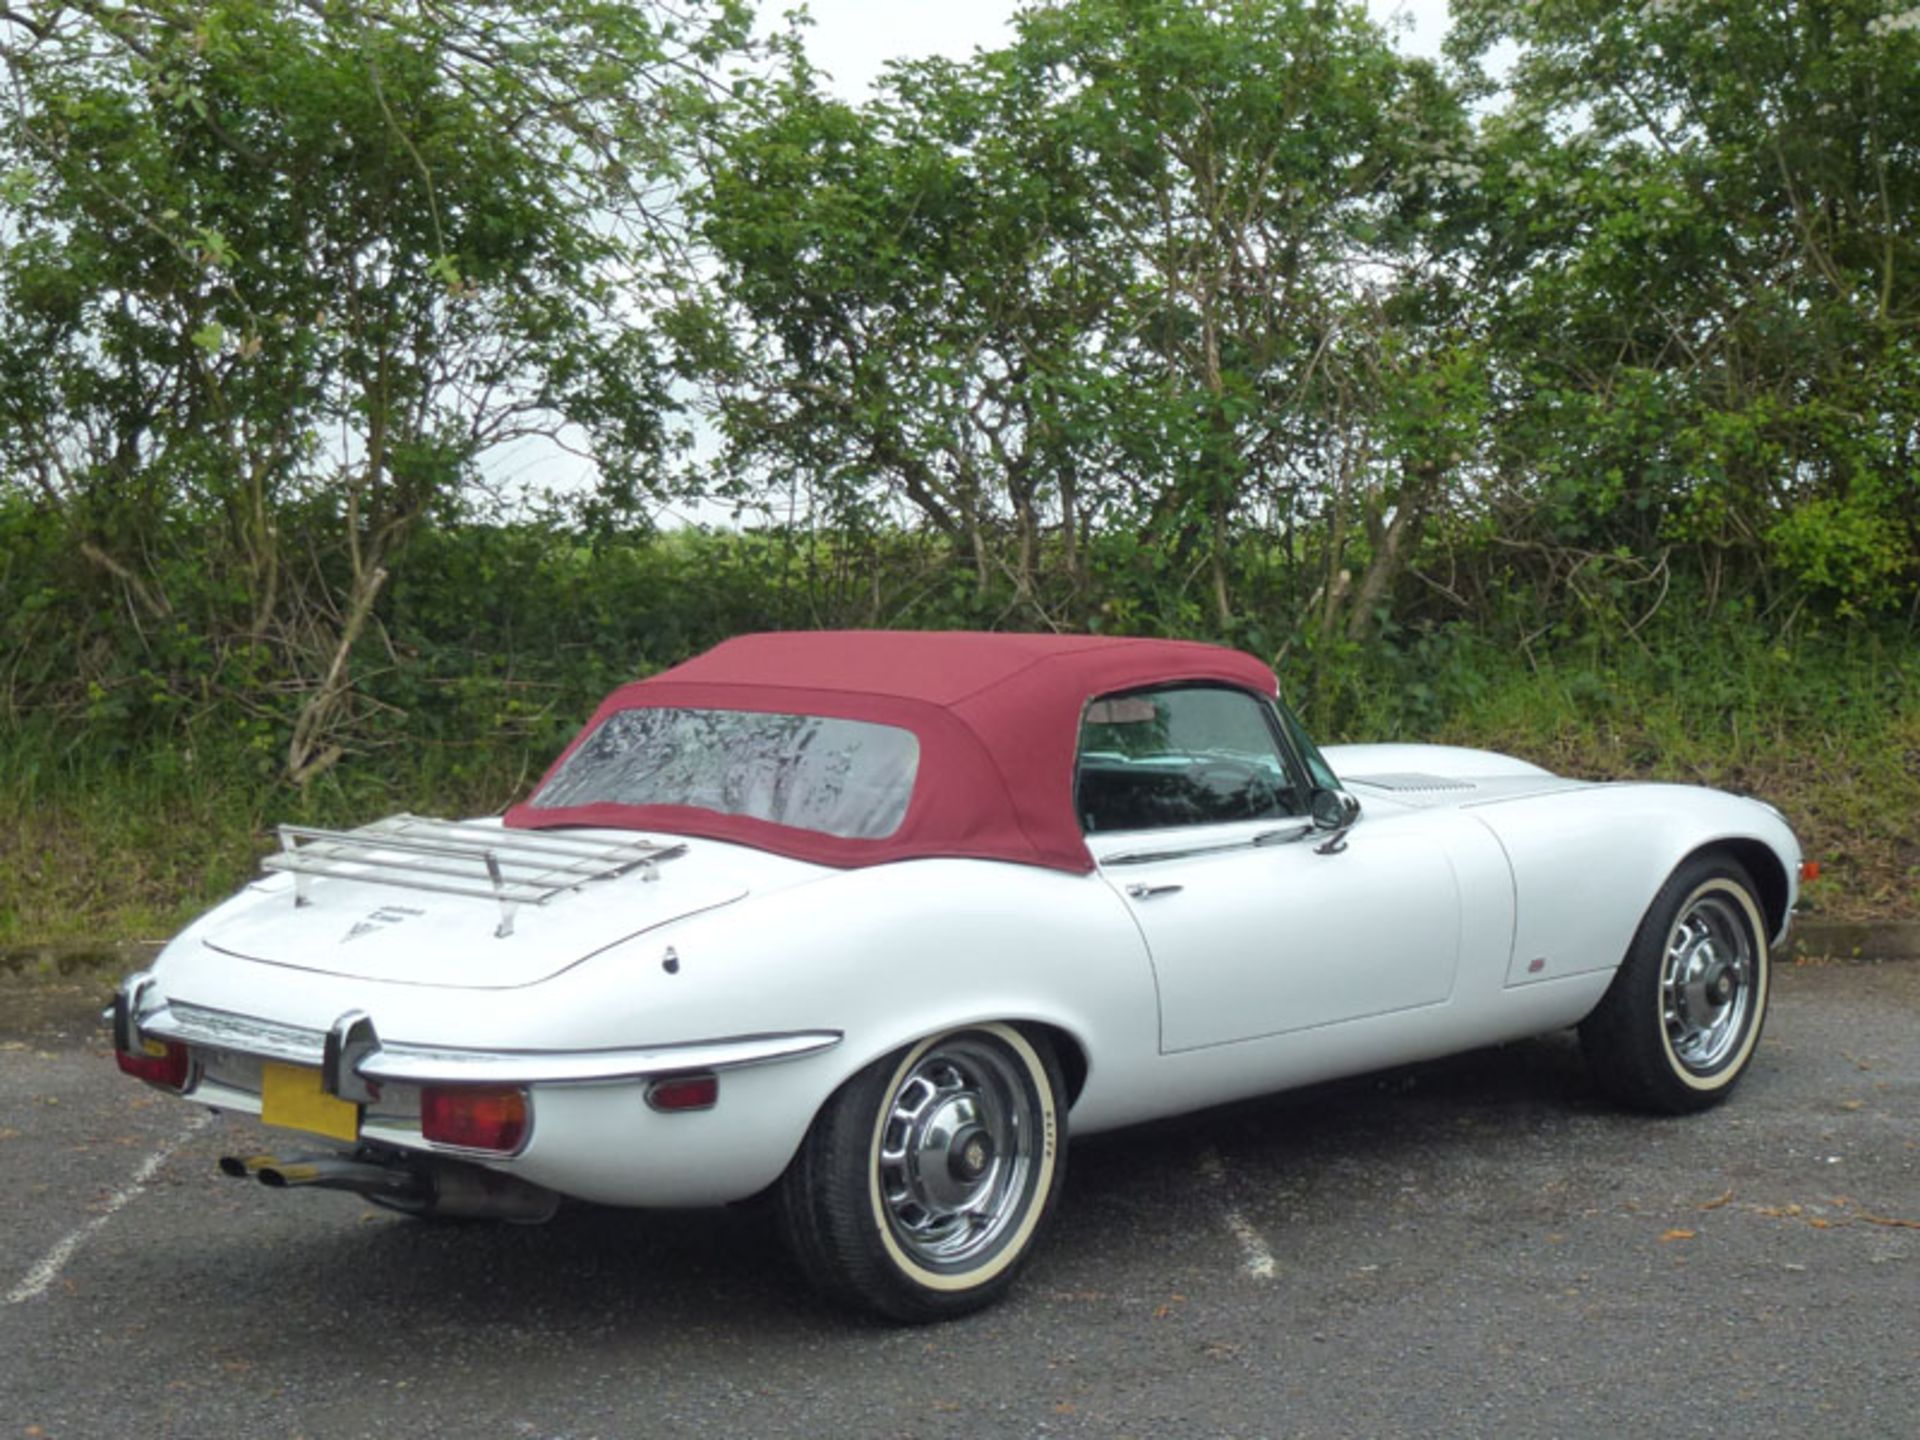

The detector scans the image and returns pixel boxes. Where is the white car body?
[112,632,1800,1317]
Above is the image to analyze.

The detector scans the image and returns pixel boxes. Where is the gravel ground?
[1,959,1915,1439]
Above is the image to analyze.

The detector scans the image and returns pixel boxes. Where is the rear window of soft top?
[528,707,919,840]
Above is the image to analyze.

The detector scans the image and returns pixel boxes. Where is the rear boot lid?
[201,815,765,988]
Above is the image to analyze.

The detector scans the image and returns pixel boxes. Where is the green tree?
[0,0,750,776]
[692,0,1471,634]
[1451,0,1920,612]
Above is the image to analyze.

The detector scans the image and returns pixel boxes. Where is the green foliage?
[0,0,753,779]
[1451,0,1920,612]
[691,0,1473,631]
[4,509,1914,939]
[3,0,1918,939]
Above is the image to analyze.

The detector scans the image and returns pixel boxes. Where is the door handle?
[1125,883,1184,900]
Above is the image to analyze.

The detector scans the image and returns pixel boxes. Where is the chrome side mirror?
[1309,787,1361,855]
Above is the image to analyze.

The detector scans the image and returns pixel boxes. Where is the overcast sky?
[790,0,1453,97]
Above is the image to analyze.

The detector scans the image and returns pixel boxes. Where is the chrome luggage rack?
[262,814,685,938]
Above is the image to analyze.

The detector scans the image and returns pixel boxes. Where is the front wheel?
[1580,856,1771,1114]
[777,1023,1066,1322]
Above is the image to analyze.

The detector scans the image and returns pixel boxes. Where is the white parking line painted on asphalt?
[1198,1144,1277,1280]
[6,1111,213,1305]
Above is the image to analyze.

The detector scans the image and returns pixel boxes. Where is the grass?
[1432,677,1918,924]
[1335,624,1920,924]
[3,618,1914,944]
[0,723,541,946]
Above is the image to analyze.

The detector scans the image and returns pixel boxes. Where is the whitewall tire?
[1581,856,1771,1114]
[777,1023,1066,1321]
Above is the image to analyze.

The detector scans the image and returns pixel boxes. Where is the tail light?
[420,1085,529,1154]
[116,1041,192,1091]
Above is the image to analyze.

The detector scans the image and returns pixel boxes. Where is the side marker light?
[646,1073,719,1113]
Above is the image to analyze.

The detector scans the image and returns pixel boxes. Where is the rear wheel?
[1581,856,1771,1114]
[777,1023,1066,1322]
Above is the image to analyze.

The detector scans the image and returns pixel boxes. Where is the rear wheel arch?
[1021,1020,1088,1107]
[777,1019,1070,1320]
[826,1016,1090,1113]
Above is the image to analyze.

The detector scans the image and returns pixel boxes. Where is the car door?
[1077,685,1463,1054]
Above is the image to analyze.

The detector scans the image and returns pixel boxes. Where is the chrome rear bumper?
[113,969,842,1093]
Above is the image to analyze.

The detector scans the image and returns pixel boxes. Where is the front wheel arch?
[1580,854,1771,1114]
[1684,837,1790,945]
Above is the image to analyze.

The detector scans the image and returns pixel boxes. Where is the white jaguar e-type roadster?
[113,631,1801,1319]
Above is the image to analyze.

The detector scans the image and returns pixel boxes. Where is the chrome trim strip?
[355,1032,843,1085]
[142,1000,841,1085]
[1102,821,1313,866]
[361,1117,426,1150]
[144,1004,326,1065]
[190,1075,264,1114]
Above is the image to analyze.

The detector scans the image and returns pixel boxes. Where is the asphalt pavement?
[1,958,1915,1439]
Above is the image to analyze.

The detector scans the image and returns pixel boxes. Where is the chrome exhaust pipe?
[217,1150,557,1223]
[252,1153,433,1204]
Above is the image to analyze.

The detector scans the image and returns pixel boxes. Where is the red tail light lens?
[646,1072,719,1113]
[116,1041,191,1091]
[420,1085,529,1154]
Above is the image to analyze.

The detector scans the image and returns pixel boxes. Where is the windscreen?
[527,707,920,840]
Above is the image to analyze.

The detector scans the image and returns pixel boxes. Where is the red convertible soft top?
[504,630,1278,872]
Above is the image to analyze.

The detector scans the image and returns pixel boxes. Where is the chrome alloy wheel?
[1662,893,1757,1073]
[874,1034,1041,1270]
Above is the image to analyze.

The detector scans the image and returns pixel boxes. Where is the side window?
[1075,686,1305,833]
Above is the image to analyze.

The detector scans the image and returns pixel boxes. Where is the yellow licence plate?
[260,1062,360,1142]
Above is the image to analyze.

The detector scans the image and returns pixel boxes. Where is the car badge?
[341,905,425,943]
